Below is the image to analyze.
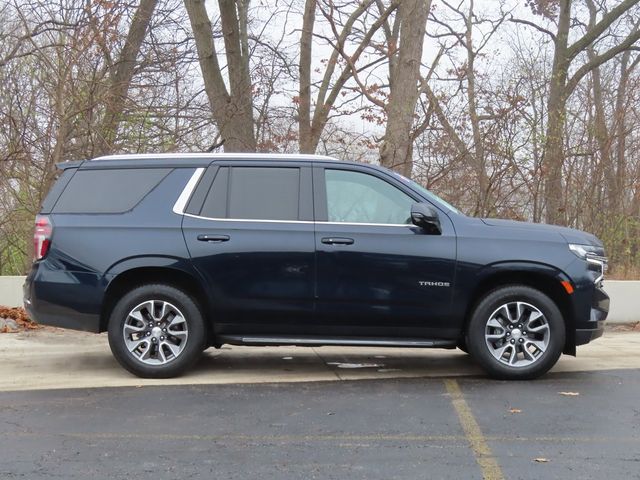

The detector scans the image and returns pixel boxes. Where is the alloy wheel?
[123,300,189,365]
[484,301,550,367]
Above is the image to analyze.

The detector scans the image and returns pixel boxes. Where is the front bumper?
[574,285,609,346]
[575,323,605,346]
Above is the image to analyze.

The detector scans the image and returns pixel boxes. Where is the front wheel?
[108,284,206,378]
[466,285,565,380]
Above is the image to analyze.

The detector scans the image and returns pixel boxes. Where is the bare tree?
[373,0,429,177]
[96,0,159,155]
[516,0,640,224]
[185,0,256,151]
[298,0,398,154]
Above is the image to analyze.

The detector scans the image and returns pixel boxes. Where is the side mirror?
[411,203,441,234]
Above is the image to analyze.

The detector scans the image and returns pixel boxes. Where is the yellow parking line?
[444,379,505,480]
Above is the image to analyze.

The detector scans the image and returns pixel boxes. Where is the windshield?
[387,170,461,215]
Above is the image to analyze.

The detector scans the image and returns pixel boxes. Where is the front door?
[313,166,457,339]
[182,163,315,335]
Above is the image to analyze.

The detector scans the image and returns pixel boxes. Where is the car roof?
[57,152,360,170]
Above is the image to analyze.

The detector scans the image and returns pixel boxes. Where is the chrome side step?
[217,335,456,348]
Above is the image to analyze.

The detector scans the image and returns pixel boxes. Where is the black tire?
[108,284,206,378]
[465,285,565,380]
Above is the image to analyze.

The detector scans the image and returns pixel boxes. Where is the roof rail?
[90,152,339,162]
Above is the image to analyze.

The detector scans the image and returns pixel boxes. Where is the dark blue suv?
[24,154,609,379]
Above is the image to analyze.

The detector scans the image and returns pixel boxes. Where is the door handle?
[321,237,354,245]
[197,234,230,243]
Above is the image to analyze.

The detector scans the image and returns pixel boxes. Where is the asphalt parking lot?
[0,330,639,479]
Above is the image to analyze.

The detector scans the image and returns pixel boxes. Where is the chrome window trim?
[182,213,313,224]
[174,167,413,228]
[181,212,411,228]
[321,221,412,228]
[172,168,205,215]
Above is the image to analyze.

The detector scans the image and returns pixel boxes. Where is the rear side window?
[53,168,171,213]
[228,167,299,220]
[200,167,300,221]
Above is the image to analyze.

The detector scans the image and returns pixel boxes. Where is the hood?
[481,218,602,247]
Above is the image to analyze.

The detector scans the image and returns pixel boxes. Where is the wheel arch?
[463,263,576,355]
[100,264,212,343]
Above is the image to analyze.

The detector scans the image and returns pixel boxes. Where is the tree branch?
[567,27,640,94]
[508,16,556,41]
[567,0,640,60]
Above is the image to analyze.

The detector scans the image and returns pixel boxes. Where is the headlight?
[568,244,601,259]
[569,244,607,284]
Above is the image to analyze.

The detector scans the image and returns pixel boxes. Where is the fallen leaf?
[558,392,580,396]
[509,408,522,414]
[0,306,41,333]
[534,458,549,463]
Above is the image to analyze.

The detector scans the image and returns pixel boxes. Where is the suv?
[24,153,609,380]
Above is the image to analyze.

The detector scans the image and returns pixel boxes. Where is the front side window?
[227,167,300,221]
[324,169,414,224]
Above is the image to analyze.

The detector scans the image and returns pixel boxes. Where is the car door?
[182,162,316,335]
[313,164,457,339]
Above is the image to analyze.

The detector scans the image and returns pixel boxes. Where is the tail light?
[34,215,53,260]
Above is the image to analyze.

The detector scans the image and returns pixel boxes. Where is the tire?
[457,337,469,354]
[108,284,206,378]
[465,285,565,380]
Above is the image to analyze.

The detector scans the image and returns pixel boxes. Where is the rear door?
[313,164,457,339]
[181,161,315,335]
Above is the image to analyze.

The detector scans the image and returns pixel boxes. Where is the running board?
[217,335,457,349]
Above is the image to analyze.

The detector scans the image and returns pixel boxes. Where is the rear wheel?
[466,285,565,380]
[108,284,206,378]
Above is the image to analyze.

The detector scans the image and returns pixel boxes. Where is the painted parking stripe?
[444,379,505,480]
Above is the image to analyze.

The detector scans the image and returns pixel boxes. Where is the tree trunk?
[586,0,615,213]
[299,0,315,154]
[542,0,571,225]
[464,0,490,216]
[379,0,430,177]
[185,0,256,152]
[96,0,158,156]
[218,0,255,151]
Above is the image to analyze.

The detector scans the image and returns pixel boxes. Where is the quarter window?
[53,168,170,214]
[324,169,414,224]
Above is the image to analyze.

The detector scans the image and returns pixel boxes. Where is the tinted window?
[53,168,170,213]
[325,169,413,224]
[199,167,228,218]
[40,168,76,214]
[227,167,300,220]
